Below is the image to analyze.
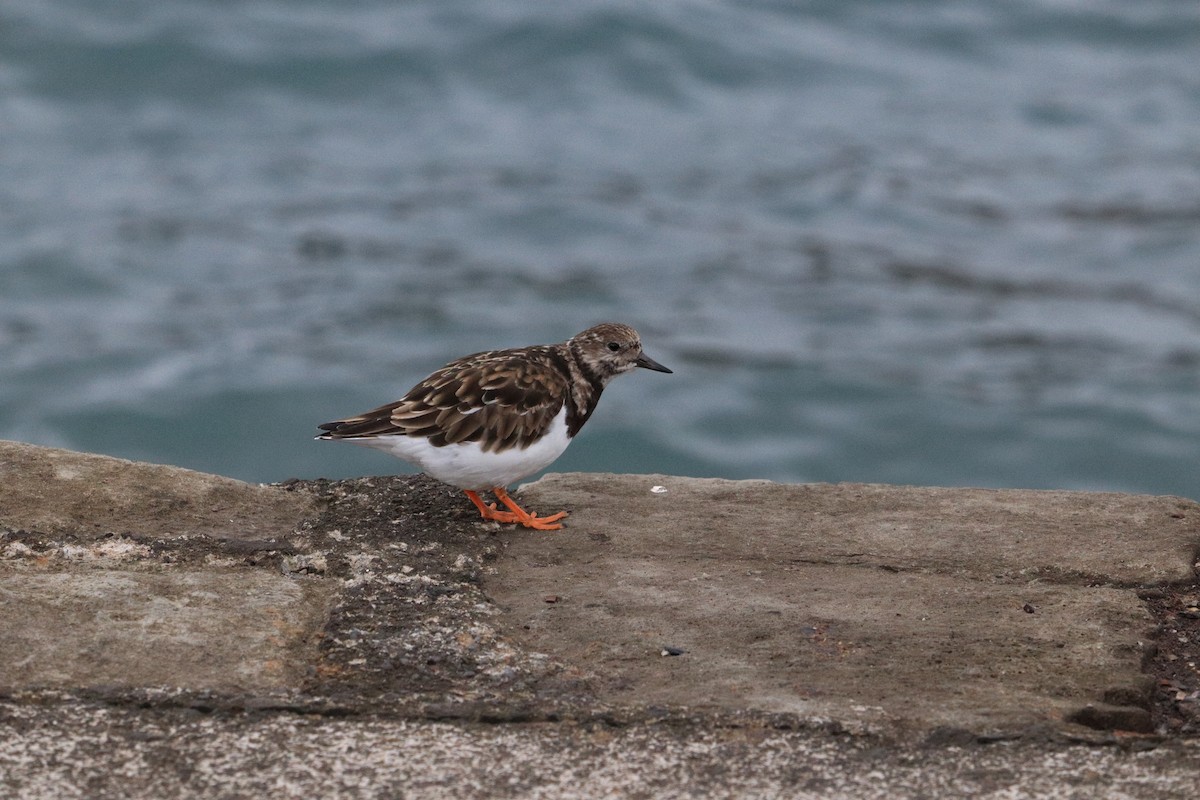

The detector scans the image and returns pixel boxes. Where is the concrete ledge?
[516,474,1198,584]
[0,440,316,540]
[0,440,329,693]
[491,474,1200,736]
[1,442,1199,797]
[1,570,327,691]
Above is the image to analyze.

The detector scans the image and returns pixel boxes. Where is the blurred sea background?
[3,0,1200,497]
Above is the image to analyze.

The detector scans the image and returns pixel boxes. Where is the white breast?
[342,407,572,491]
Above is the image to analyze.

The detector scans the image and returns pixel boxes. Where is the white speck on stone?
[345,553,376,572]
[650,485,667,494]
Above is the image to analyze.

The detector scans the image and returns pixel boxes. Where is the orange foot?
[464,490,520,524]
[464,488,568,531]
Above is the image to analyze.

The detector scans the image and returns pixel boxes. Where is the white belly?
[341,408,572,491]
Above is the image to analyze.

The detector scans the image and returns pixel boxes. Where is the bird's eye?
[607,341,621,352]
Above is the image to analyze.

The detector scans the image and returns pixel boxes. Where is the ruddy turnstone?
[316,323,672,530]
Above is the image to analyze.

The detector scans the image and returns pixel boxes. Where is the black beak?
[635,352,673,373]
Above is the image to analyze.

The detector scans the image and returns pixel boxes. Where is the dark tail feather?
[315,420,351,439]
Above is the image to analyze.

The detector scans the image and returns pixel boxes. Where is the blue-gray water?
[3,1,1200,497]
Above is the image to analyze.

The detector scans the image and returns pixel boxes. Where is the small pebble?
[650,485,668,494]
[543,595,560,604]
[1023,603,1036,614]
[660,646,685,656]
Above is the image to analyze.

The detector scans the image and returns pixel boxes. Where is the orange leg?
[464,490,520,523]
[492,487,568,531]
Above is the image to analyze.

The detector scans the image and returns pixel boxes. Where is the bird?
[316,323,672,530]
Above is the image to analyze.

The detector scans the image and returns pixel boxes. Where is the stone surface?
[1,444,1199,798]
[0,570,327,691]
[3,705,1200,800]
[0,440,330,692]
[515,475,1198,584]
[489,473,1200,735]
[0,439,315,540]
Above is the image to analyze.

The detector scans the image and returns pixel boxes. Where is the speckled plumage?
[316,323,672,529]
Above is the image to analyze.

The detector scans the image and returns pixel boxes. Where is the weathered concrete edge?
[2,442,1198,745]
[520,472,1200,586]
[0,439,319,539]
[504,473,1200,739]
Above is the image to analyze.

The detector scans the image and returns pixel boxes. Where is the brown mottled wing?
[317,347,567,453]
